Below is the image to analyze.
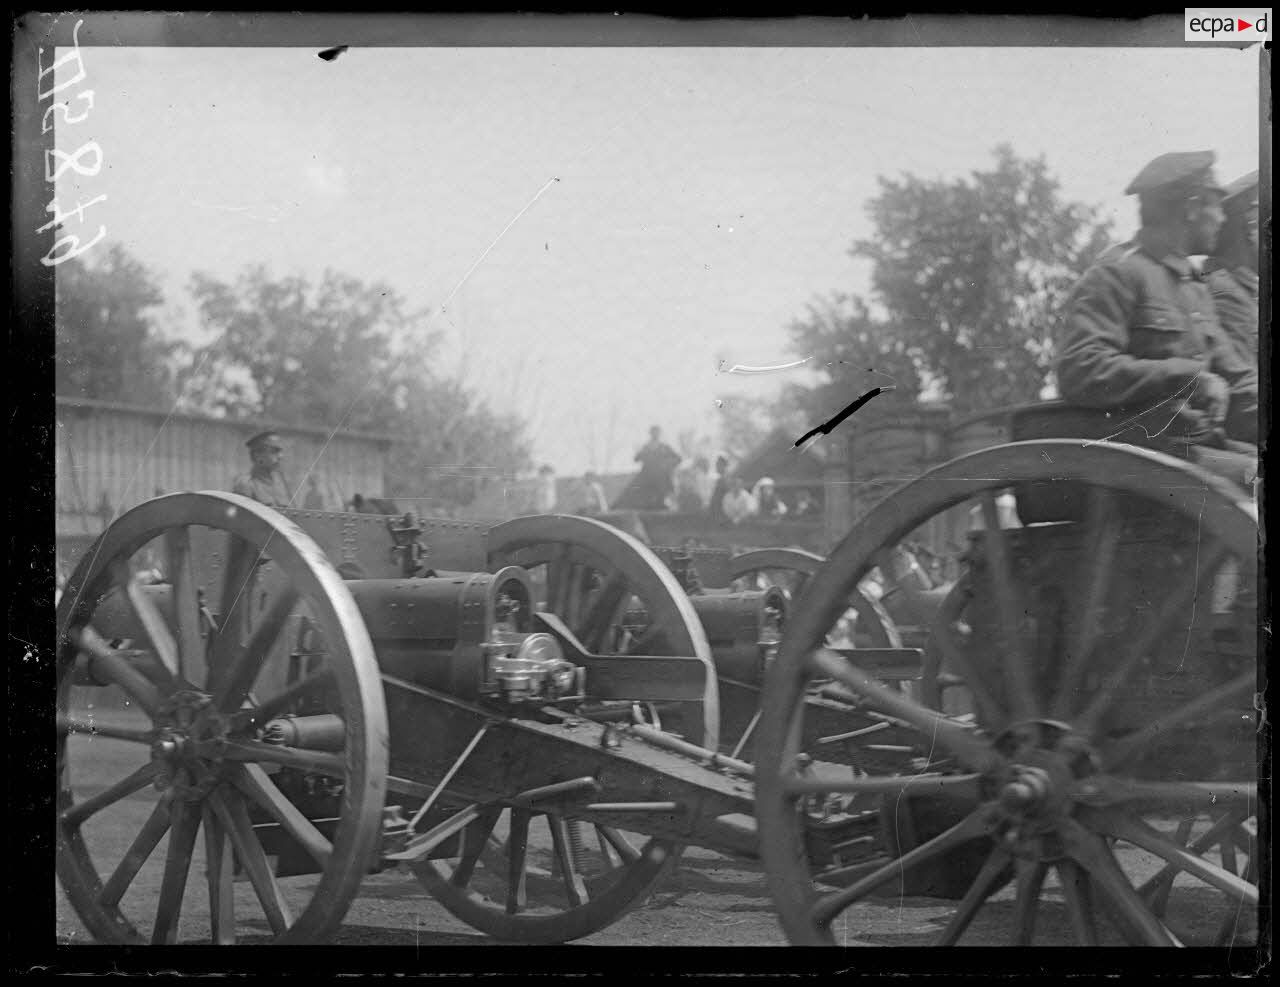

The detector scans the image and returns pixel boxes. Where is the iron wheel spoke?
[935,845,1013,945]
[1085,778,1255,812]
[1149,819,1193,917]
[164,525,205,683]
[202,804,236,945]
[209,533,260,693]
[506,808,531,915]
[1133,812,1246,898]
[209,787,293,935]
[1077,543,1230,735]
[576,572,629,653]
[61,762,162,828]
[69,625,164,717]
[1010,856,1048,946]
[450,806,503,889]
[1051,487,1119,719]
[928,597,1005,727]
[1101,672,1255,770]
[809,647,1001,773]
[228,762,333,867]
[596,825,641,865]
[151,797,201,944]
[1057,859,1098,946]
[977,492,1040,720]
[98,791,176,909]
[211,588,301,712]
[1061,817,1176,946]
[234,669,336,730]
[221,738,346,778]
[58,714,153,745]
[1085,808,1258,907]
[810,806,992,928]
[122,567,181,682]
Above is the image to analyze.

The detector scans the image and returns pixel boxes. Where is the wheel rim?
[56,492,388,944]
[486,515,719,750]
[728,548,901,649]
[755,441,1258,946]
[411,802,675,943]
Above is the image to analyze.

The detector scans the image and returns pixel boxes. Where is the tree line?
[55,251,532,508]
[57,146,1112,502]
[724,145,1113,450]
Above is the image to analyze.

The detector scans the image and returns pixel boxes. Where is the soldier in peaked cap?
[232,430,292,509]
[1056,151,1258,470]
[1206,171,1260,372]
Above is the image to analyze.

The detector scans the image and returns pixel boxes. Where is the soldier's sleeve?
[231,475,253,497]
[1056,263,1203,410]
[1203,278,1259,444]
[1208,274,1257,360]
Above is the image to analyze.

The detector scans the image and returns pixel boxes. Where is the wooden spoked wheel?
[56,492,388,944]
[411,802,674,943]
[487,515,719,750]
[402,514,702,942]
[721,548,907,765]
[755,441,1258,946]
[728,548,900,649]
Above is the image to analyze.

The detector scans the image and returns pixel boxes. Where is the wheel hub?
[150,689,226,799]
[986,720,1100,859]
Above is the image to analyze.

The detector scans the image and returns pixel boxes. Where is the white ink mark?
[718,356,812,376]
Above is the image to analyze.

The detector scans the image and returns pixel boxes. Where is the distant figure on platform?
[633,426,681,510]
[674,466,705,512]
[752,477,788,519]
[792,488,819,518]
[232,431,291,509]
[535,464,558,514]
[578,471,610,515]
[707,453,731,522]
[722,475,757,525]
[692,456,714,508]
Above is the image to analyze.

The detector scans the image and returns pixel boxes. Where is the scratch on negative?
[1081,378,1199,447]
[719,357,811,376]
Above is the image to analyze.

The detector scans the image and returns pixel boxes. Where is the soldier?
[232,430,292,508]
[1206,170,1259,371]
[1057,151,1258,459]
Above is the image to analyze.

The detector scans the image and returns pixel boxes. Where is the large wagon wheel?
[57,492,388,944]
[410,801,676,944]
[406,515,707,943]
[486,515,719,750]
[755,441,1258,946]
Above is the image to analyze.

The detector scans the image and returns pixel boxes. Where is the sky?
[52,39,1262,478]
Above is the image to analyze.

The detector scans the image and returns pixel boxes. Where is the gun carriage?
[56,404,1259,947]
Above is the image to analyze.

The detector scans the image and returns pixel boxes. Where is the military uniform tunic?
[1205,264,1259,371]
[232,470,292,509]
[1057,228,1258,445]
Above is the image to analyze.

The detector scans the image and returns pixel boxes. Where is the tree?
[182,266,421,431]
[181,265,532,509]
[55,243,178,405]
[789,145,1113,418]
[386,358,533,508]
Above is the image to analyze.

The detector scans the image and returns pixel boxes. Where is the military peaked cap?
[1222,170,1258,209]
[246,430,284,450]
[1125,151,1224,196]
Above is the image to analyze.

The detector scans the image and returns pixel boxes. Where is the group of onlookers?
[561,428,827,525]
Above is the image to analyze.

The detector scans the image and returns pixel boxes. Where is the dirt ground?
[56,732,1257,951]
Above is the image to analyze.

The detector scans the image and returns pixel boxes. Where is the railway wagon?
[56,402,1259,947]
